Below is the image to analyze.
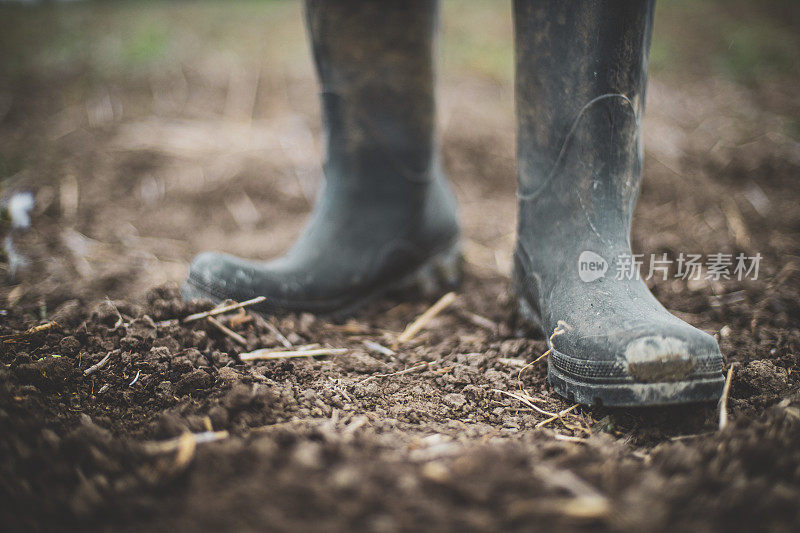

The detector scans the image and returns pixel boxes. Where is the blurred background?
[0,0,798,314]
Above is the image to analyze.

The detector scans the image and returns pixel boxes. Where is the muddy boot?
[512,0,724,406]
[183,0,461,316]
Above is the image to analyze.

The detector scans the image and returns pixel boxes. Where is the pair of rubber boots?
[183,0,725,406]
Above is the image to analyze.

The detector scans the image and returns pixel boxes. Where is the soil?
[2,283,800,533]
[2,3,800,532]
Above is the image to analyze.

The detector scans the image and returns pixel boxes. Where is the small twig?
[360,362,429,383]
[84,351,114,376]
[239,347,347,362]
[719,363,737,430]
[536,404,580,428]
[397,292,457,344]
[157,296,266,327]
[206,316,247,346]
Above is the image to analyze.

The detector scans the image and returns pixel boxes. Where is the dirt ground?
[1,1,799,532]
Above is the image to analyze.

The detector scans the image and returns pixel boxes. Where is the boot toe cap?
[550,320,724,384]
[184,251,244,301]
[623,330,722,383]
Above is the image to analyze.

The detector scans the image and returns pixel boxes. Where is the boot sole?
[182,239,464,319]
[515,295,725,407]
[547,357,725,407]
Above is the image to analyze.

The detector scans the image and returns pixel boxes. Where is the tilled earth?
[1,276,799,532]
[2,4,800,530]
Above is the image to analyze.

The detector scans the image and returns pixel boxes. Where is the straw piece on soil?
[329,378,353,404]
[24,321,58,335]
[105,296,127,331]
[60,174,79,219]
[293,343,321,351]
[670,432,714,441]
[2,320,58,342]
[173,432,197,469]
[239,347,347,362]
[460,310,498,331]
[142,430,229,455]
[157,296,266,327]
[532,464,610,519]
[517,320,570,395]
[497,358,527,367]
[397,292,457,343]
[206,316,247,346]
[228,310,254,329]
[722,198,753,250]
[719,363,737,430]
[536,404,580,428]
[363,339,396,357]
[492,388,558,418]
[84,351,113,376]
[254,313,292,348]
[553,434,587,443]
[535,496,610,520]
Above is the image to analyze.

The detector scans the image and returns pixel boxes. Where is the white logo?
[578,251,608,282]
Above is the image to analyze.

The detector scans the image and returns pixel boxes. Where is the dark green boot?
[184,0,461,316]
[512,0,724,406]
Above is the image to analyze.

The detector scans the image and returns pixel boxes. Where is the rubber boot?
[512,0,724,406]
[183,0,461,316]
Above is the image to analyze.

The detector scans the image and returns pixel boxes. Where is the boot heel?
[513,294,546,335]
[394,240,463,297]
[510,262,546,335]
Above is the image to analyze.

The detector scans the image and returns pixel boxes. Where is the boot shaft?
[305,0,439,191]
[514,0,655,210]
